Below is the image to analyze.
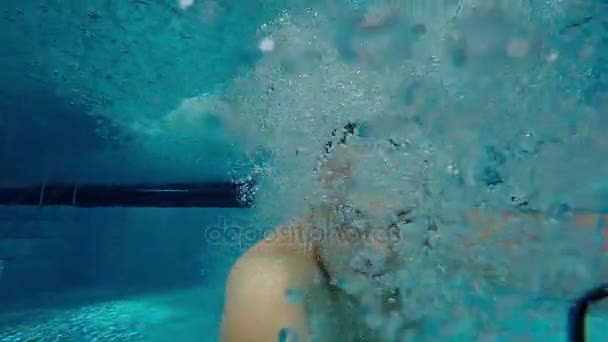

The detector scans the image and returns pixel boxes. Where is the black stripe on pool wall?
[0,182,255,208]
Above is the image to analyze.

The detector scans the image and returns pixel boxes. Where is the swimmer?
[221,122,409,341]
[220,122,608,341]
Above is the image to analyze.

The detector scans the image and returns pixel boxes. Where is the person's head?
[314,121,359,190]
[310,121,419,292]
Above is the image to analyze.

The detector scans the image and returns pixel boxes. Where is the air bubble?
[547,50,559,63]
[259,37,275,53]
[178,0,194,10]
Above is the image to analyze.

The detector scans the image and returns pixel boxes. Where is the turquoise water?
[2,0,608,340]
[0,284,607,341]
[0,285,226,341]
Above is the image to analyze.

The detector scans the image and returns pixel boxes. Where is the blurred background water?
[1,0,608,341]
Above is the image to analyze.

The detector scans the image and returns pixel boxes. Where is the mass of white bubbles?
[192,0,606,339]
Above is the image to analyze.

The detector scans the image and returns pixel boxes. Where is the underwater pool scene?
[2,0,608,341]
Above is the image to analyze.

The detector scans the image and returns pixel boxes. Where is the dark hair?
[322,121,400,157]
[312,121,363,176]
[318,122,438,250]
[323,121,360,155]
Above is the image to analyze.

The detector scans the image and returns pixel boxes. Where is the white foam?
[216,2,607,338]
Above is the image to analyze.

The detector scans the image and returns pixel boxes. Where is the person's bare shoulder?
[220,223,317,342]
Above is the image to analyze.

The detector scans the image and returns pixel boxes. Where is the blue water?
[0,207,248,341]
[1,0,608,341]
